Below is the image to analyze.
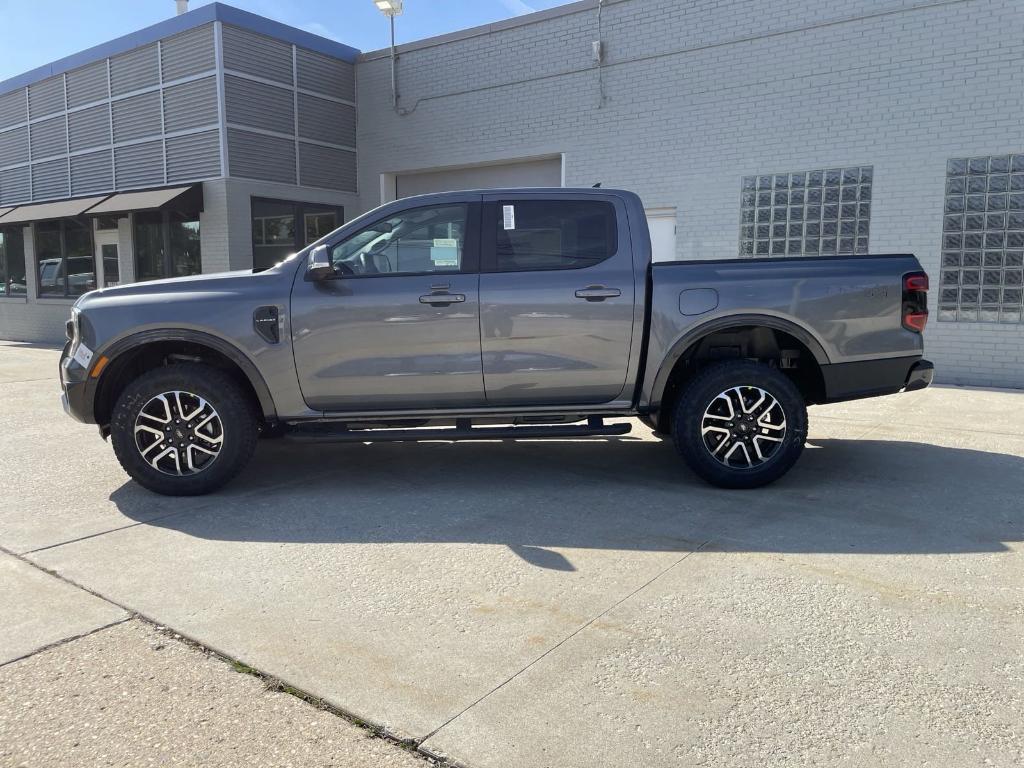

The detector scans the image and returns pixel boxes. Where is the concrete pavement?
[1,340,1021,767]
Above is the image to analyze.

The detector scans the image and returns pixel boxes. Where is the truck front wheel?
[110,363,258,496]
[673,360,807,489]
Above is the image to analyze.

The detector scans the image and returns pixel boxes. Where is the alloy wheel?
[700,385,787,469]
[133,391,224,476]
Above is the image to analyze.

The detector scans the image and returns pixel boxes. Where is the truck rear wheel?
[110,363,258,496]
[673,360,807,489]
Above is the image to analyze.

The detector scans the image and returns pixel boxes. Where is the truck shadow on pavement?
[111,436,1024,569]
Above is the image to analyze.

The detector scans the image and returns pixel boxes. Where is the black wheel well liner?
[91,330,277,428]
[650,316,828,433]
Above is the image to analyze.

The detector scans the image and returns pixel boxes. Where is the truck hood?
[74,267,291,310]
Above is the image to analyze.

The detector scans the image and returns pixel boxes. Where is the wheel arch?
[90,329,278,430]
[649,314,829,434]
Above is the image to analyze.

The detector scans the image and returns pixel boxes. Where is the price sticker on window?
[502,205,516,230]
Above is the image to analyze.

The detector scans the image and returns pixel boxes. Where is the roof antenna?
[592,182,602,188]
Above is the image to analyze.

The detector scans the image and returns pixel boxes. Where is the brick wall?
[356,0,1024,387]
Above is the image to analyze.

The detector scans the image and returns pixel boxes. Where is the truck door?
[290,201,485,411]
[479,194,636,405]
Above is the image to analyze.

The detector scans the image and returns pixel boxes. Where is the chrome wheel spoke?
[701,384,787,470]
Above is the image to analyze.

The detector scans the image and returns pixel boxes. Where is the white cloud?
[301,21,337,40]
[500,0,537,15]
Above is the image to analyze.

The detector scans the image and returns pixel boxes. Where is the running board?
[284,417,631,444]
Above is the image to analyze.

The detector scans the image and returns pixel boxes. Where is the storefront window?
[35,218,95,297]
[251,198,342,270]
[134,211,202,282]
[0,227,27,297]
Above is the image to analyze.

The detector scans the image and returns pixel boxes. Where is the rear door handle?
[419,293,466,305]
[574,285,621,301]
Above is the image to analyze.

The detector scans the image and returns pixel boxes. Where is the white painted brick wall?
[356,0,1024,387]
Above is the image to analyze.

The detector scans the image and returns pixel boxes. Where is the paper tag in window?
[431,239,459,266]
[502,205,516,230]
[73,343,93,369]
[433,238,458,248]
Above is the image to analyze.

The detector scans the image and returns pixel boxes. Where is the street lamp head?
[374,0,403,17]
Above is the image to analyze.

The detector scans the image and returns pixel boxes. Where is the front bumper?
[59,343,93,424]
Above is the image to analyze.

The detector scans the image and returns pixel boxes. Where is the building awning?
[86,185,202,216]
[0,207,14,220]
[0,195,110,225]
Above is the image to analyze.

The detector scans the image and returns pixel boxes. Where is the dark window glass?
[492,200,616,272]
[134,212,165,282]
[251,198,343,270]
[0,227,27,296]
[133,211,202,281]
[102,244,120,286]
[96,216,120,231]
[35,218,95,297]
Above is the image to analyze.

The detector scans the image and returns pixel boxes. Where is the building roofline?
[359,0,599,61]
[0,2,360,97]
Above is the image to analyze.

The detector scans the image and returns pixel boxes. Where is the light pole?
[374,0,403,112]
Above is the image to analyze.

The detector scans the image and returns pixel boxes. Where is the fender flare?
[648,313,831,410]
[90,328,278,422]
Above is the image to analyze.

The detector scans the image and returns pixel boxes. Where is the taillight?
[902,270,929,333]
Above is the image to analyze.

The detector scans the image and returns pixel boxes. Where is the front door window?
[329,205,468,277]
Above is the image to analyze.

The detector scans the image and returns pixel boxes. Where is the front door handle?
[420,293,466,305]
[574,285,621,301]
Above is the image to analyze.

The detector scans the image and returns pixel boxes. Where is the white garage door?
[394,158,562,198]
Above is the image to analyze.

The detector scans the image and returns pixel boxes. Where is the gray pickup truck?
[60,188,933,495]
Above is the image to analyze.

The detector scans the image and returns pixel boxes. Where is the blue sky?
[0,0,572,81]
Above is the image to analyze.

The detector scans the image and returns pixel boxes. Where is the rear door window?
[489,200,617,272]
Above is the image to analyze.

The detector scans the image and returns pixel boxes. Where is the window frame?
[320,202,481,280]
[34,217,95,299]
[251,197,344,270]
[480,198,619,274]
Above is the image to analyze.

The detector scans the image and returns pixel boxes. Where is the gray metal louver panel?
[224,75,293,135]
[66,60,109,108]
[28,77,65,119]
[112,91,162,143]
[114,140,163,188]
[0,89,27,131]
[71,150,113,196]
[0,127,29,167]
[222,25,292,85]
[166,130,220,182]
[68,105,111,152]
[31,158,70,200]
[29,115,68,160]
[110,44,159,96]
[161,23,215,82]
[163,77,218,133]
[227,128,295,184]
[296,49,355,102]
[298,142,355,192]
[0,165,30,204]
[297,94,354,147]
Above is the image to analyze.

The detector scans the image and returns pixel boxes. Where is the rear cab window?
[488,200,617,272]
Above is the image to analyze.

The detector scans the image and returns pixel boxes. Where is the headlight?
[66,308,80,345]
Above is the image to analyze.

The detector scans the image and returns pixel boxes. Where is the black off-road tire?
[110,363,258,496]
[673,360,808,489]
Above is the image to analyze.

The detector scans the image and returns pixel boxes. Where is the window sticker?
[430,239,459,266]
[502,204,516,230]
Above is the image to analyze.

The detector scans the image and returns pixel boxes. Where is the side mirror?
[306,245,333,281]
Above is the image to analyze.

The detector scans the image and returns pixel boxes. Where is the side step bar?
[285,416,632,444]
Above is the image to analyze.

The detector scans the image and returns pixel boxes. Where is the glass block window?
[938,155,1024,323]
[739,166,872,257]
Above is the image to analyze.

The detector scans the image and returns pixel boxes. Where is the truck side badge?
[253,306,280,344]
